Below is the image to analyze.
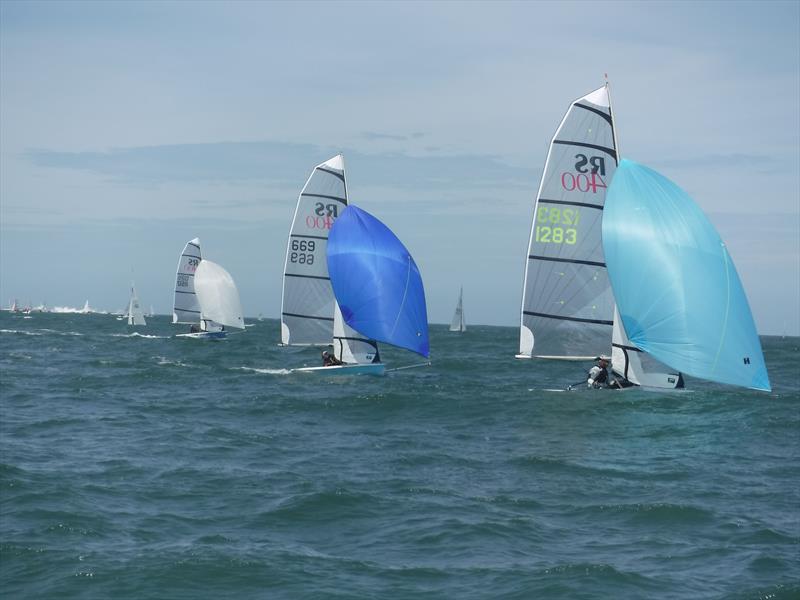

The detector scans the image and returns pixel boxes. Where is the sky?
[1,0,798,335]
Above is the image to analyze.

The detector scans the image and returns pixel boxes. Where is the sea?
[1,311,798,599]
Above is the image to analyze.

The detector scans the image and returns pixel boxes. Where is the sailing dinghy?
[603,159,770,391]
[173,238,244,339]
[294,204,430,375]
[517,84,681,389]
[126,284,146,326]
[281,155,381,373]
[281,155,429,375]
[449,287,466,332]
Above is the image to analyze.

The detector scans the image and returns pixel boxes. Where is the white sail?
[194,260,245,330]
[610,306,682,387]
[81,300,90,314]
[173,238,202,324]
[281,154,348,346]
[332,304,379,364]
[449,287,466,332]
[519,85,616,359]
[127,284,146,326]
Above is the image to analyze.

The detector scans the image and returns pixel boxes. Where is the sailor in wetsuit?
[587,357,622,389]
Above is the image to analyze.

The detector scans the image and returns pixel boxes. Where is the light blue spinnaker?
[327,205,430,358]
[602,159,770,391]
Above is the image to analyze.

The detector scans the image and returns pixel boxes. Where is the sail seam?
[524,310,613,325]
[528,254,606,268]
[290,234,329,240]
[574,102,613,127]
[552,140,617,160]
[301,193,347,203]
[317,167,345,183]
[538,198,604,210]
[284,273,331,281]
[282,311,334,322]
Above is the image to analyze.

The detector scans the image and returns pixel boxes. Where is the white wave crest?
[110,332,168,339]
[233,366,291,375]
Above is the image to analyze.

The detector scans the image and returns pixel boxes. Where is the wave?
[233,366,291,375]
[154,356,191,368]
[110,332,168,339]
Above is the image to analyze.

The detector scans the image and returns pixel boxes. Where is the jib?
[315,202,339,217]
[574,154,606,175]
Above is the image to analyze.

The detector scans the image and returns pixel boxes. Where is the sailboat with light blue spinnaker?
[602,159,770,392]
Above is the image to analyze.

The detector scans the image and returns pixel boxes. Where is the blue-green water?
[1,312,798,599]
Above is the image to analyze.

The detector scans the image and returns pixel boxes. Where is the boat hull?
[175,331,227,340]
[293,363,386,376]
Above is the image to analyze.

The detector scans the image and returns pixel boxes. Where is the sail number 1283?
[535,206,580,245]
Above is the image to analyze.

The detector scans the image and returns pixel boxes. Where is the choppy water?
[1,312,798,599]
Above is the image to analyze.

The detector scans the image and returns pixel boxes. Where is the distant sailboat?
[517,83,680,389]
[603,159,770,392]
[126,284,146,326]
[449,287,466,332]
[173,238,244,339]
[80,300,91,314]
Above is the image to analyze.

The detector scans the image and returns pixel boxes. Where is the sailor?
[588,357,612,388]
[322,350,344,367]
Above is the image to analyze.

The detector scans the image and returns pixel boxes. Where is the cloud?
[22,140,536,190]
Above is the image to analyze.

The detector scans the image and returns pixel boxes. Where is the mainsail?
[449,287,466,332]
[603,159,770,391]
[194,260,245,330]
[327,205,430,358]
[280,155,348,346]
[173,238,202,324]
[127,284,146,326]
[281,154,376,363]
[519,86,617,359]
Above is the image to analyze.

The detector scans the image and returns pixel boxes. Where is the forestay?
[281,155,348,346]
[194,260,245,330]
[519,86,616,359]
[327,205,430,358]
[603,159,770,392]
[173,238,202,324]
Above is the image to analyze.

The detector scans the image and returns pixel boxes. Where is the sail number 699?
[290,239,315,264]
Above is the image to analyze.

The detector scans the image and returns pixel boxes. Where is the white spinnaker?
[173,238,202,324]
[281,155,348,346]
[127,285,146,326]
[449,287,465,332]
[194,260,245,330]
[519,85,617,359]
[333,304,380,364]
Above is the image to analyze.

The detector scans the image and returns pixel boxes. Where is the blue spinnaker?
[327,205,430,358]
[602,159,770,391]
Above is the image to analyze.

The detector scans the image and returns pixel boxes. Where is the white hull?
[175,331,227,340]
[293,363,386,376]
